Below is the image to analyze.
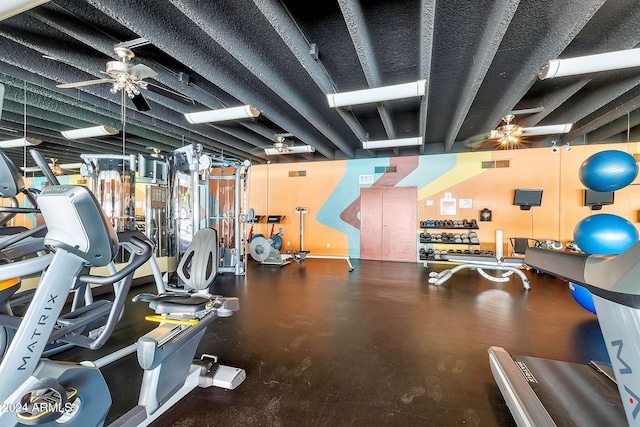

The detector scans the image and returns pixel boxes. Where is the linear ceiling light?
[362,136,423,150]
[0,137,42,148]
[184,105,260,124]
[60,125,119,140]
[327,79,427,108]
[0,0,50,21]
[264,145,315,155]
[539,47,640,79]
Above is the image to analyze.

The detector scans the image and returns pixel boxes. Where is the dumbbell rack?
[419,219,489,262]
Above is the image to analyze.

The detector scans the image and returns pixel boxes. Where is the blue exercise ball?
[573,213,638,255]
[569,282,596,314]
[579,150,638,192]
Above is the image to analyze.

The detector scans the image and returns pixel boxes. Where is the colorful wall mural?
[248,142,640,260]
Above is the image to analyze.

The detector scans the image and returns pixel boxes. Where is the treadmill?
[489,243,640,426]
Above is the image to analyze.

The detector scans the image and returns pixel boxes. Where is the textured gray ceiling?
[1,0,640,170]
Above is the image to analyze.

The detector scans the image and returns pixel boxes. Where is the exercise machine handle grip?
[77,236,152,285]
[0,224,47,252]
[0,207,40,214]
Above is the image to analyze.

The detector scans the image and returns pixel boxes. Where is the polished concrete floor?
[56,258,609,426]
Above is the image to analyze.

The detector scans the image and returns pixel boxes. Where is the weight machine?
[167,144,251,276]
[80,154,137,233]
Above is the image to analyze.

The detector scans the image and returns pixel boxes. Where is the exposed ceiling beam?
[443,0,519,152]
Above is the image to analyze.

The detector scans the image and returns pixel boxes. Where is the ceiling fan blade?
[57,78,114,89]
[59,162,83,170]
[462,132,494,150]
[522,123,573,136]
[464,139,490,150]
[145,82,195,104]
[129,64,157,80]
[486,130,501,139]
[130,92,151,111]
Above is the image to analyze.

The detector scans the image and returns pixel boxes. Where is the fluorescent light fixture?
[539,47,640,79]
[327,80,426,108]
[0,0,50,21]
[264,145,315,155]
[60,125,119,140]
[0,137,42,148]
[184,105,260,124]
[362,136,423,150]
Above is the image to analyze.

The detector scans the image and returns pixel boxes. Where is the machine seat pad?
[148,293,212,315]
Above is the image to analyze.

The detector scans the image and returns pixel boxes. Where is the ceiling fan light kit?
[0,137,42,148]
[362,136,423,150]
[539,47,640,79]
[0,0,50,21]
[184,105,260,124]
[60,125,119,140]
[327,79,426,108]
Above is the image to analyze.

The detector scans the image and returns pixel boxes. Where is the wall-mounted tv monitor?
[584,189,614,210]
[513,189,543,210]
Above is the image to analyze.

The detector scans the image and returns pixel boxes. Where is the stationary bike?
[0,185,244,426]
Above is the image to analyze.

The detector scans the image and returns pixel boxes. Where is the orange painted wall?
[248,161,349,256]
[250,143,640,259]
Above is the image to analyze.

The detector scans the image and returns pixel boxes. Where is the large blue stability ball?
[573,213,638,255]
[569,282,597,314]
[579,150,638,192]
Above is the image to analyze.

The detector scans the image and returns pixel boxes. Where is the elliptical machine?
[0,185,244,426]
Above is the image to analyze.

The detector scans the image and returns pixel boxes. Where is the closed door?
[360,186,417,262]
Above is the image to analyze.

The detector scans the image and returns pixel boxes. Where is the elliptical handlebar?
[0,224,47,252]
[77,236,152,285]
[29,148,61,186]
[0,207,40,214]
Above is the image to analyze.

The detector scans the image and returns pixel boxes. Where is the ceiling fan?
[465,114,573,150]
[260,135,316,155]
[54,45,193,111]
[21,158,82,175]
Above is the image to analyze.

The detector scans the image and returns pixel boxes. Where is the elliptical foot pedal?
[17,377,77,425]
[196,354,246,390]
